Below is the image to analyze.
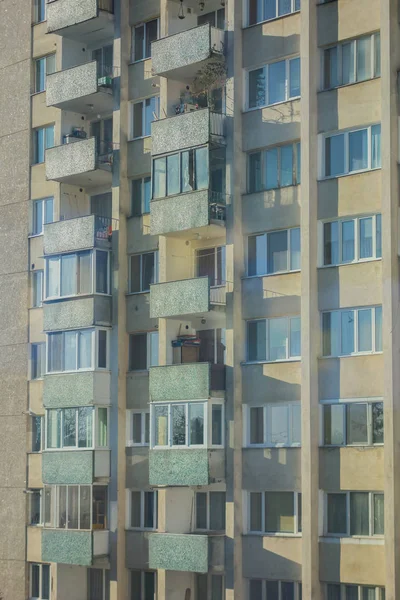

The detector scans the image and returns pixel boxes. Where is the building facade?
[0,0,397,598]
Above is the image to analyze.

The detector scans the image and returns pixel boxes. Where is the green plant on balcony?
[192,55,227,112]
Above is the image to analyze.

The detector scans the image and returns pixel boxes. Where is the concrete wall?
[43,296,112,330]
[42,530,93,566]
[44,371,111,407]
[42,451,94,484]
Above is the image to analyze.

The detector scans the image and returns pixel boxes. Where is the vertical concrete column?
[381,1,400,598]
[300,0,321,597]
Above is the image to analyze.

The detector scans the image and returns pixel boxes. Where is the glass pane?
[267,230,288,273]
[325,135,345,177]
[289,57,300,98]
[373,493,384,535]
[63,408,76,447]
[362,588,377,600]
[78,407,93,448]
[78,251,92,295]
[195,146,208,190]
[98,330,107,369]
[250,407,264,444]
[265,581,280,599]
[296,142,301,183]
[88,569,104,600]
[250,492,262,531]
[371,124,381,169]
[145,413,150,444]
[327,584,341,600]
[44,487,53,527]
[154,405,168,446]
[129,333,147,371]
[375,306,382,352]
[266,148,278,189]
[45,126,54,150]
[372,402,384,444]
[268,60,286,104]
[143,177,151,213]
[36,58,45,93]
[281,582,295,600]
[142,252,155,291]
[350,491,369,535]
[44,198,53,224]
[212,405,223,445]
[324,221,339,265]
[278,0,292,16]
[265,491,294,533]
[67,486,79,529]
[345,586,359,600]
[153,157,166,198]
[64,330,78,371]
[32,416,42,452]
[356,36,372,81]
[78,329,92,369]
[346,403,368,444]
[60,254,77,296]
[375,33,381,77]
[249,68,265,108]
[249,580,263,600]
[189,403,204,445]
[134,25,144,61]
[130,255,140,293]
[196,492,207,529]
[41,564,50,600]
[33,200,43,235]
[48,332,62,373]
[291,404,301,444]
[359,217,373,259]
[248,234,267,276]
[31,491,41,525]
[249,152,262,193]
[58,486,67,528]
[290,228,301,270]
[248,320,266,362]
[149,332,159,367]
[349,128,368,172]
[324,404,345,445]
[172,405,186,445]
[376,214,382,258]
[290,317,301,357]
[324,46,338,89]
[181,150,195,192]
[342,41,355,84]
[144,571,155,600]
[144,491,156,528]
[132,413,142,444]
[131,571,141,598]
[211,575,224,600]
[341,310,355,355]
[270,405,288,445]
[341,220,355,263]
[210,492,225,530]
[358,309,372,352]
[95,250,108,294]
[80,486,91,529]
[145,20,158,58]
[144,97,156,136]
[98,407,108,447]
[47,409,61,449]
[269,318,288,361]
[130,491,141,527]
[166,153,180,196]
[327,493,347,534]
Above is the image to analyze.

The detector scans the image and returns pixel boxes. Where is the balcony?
[44,371,110,408]
[46,61,113,115]
[43,295,111,331]
[46,0,114,43]
[42,529,109,566]
[149,447,224,486]
[149,362,225,401]
[151,108,225,156]
[44,214,114,255]
[150,277,226,319]
[149,533,224,573]
[150,189,225,237]
[45,137,112,187]
[151,23,224,80]
[42,450,110,484]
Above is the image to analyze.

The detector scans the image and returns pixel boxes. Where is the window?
[323,32,381,90]
[196,246,226,286]
[34,0,46,23]
[131,97,160,138]
[322,306,382,357]
[323,124,381,178]
[32,270,43,307]
[247,403,301,447]
[30,563,50,600]
[248,227,300,276]
[33,125,55,164]
[92,44,113,78]
[326,491,384,537]
[325,584,385,600]
[32,197,53,235]
[127,410,150,446]
[196,574,225,600]
[247,0,300,26]
[90,117,113,156]
[198,8,225,28]
[128,490,158,530]
[323,400,383,446]
[132,19,159,61]
[88,569,110,600]
[30,490,42,526]
[248,491,302,534]
[47,328,109,373]
[247,57,300,109]
[249,579,302,600]
[45,250,110,299]
[197,328,226,365]
[247,317,301,362]
[130,571,156,600]
[129,332,158,371]
[32,416,43,452]
[131,177,151,215]
[129,252,158,293]
[151,401,224,448]
[152,146,213,199]
[195,491,226,530]
[35,54,56,93]
[321,215,382,266]
[46,406,108,449]
[43,485,108,530]
[31,343,45,380]
[248,143,301,192]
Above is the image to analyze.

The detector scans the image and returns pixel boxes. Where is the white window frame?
[245,0,300,28]
[318,214,382,267]
[130,96,160,140]
[246,227,301,277]
[126,489,158,530]
[32,270,44,307]
[195,490,226,532]
[324,491,384,538]
[43,484,107,531]
[324,583,385,600]
[247,142,301,193]
[32,415,44,452]
[320,398,384,447]
[31,197,54,236]
[126,409,150,446]
[45,406,109,451]
[245,403,301,448]
[46,327,110,374]
[321,32,381,91]
[44,249,111,300]
[128,251,158,294]
[321,306,382,358]
[248,578,302,600]
[29,562,51,600]
[320,124,381,179]
[30,489,43,526]
[246,316,301,363]
[31,342,45,380]
[247,491,302,535]
[131,18,160,62]
[131,176,151,215]
[34,53,56,93]
[246,56,301,111]
[33,124,55,165]
[151,400,225,449]
[34,0,46,23]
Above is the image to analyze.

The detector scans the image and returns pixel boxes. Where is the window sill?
[129,57,152,65]
[245,532,302,538]
[244,96,300,114]
[31,90,46,97]
[320,536,384,545]
[243,184,300,197]
[126,290,151,297]
[242,270,301,280]
[319,167,381,182]
[128,135,151,142]
[318,257,382,269]
[244,444,301,449]
[127,369,149,376]
[46,368,111,375]
[127,212,150,219]
[319,76,381,95]
[28,232,44,239]
[321,444,384,448]
[126,527,158,532]
[244,10,300,29]
[151,446,224,451]
[320,352,382,360]
[126,443,150,448]
[242,359,301,366]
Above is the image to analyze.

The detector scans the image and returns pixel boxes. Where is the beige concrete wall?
[318,355,384,398]
[128,61,159,101]
[26,527,42,563]
[29,307,45,343]
[125,531,149,570]
[27,453,43,489]
[242,187,301,236]
[242,535,302,580]
[319,540,385,585]
[242,100,301,152]
[125,447,149,489]
[242,14,300,68]
[242,273,301,320]
[317,170,381,221]
[318,261,382,311]
[243,363,301,405]
[127,139,152,178]
[319,447,384,491]
[317,0,380,47]
[29,380,44,415]
[243,448,301,491]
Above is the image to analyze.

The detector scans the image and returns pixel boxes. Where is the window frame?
[246,316,301,363]
[46,328,110,374]
[247,142,301,193]
[321,124,381,179]
[248,578,303,600]
[126,489,158,530]
[33,124,55,165]
[321,398,384,447]
[246,56,301,110]
[32,415,44,453]
[128,331,159,372]
[195,245,226,287]
[30,489,43,526]
[34,53,56,93]
[247,491,302,536]
[324,583,385,600]
[246,226,301,276]
[129,570,157,600]
[31,197,54,236]
[42,484,108,531]
[246,403,301,448]
[196,573,225,600]
[246,0,300,28]
[33,0,46,24]
[130,96,160,140]
[31,342,46,380]
[321,305,382,358]
[128,251,158,294]
[194,490,226,532]
[30,562,51,600]
[131,18,160,62]
[32,270,44,307]
[126,409,150,446]
[45,406,109,451]
[324,491,384,538]
[130,176,152,216]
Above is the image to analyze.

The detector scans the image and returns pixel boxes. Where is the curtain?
[373,493,384,535]
[265,491,294,533]
[68,486,79,529]
[290,228,301,271]
[195,146,208,190]
[166,154,180,196]
[47,409,61,449]
[356,36,371,81]
[324,404,345,446]
[269,318,288,361]
[153,157,166,199]
[270,405,288,445]
[155,405,168,446]
[342,42,355,84]
[346,403,368,444]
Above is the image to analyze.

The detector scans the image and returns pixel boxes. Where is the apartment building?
[0,0,398,598]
